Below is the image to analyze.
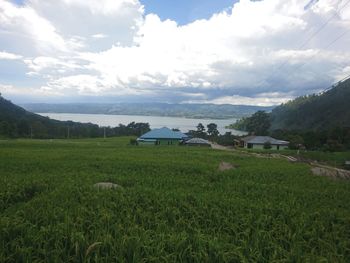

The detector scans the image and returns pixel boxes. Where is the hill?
[0,95,149,138]
[0,95,102,138]
[21,102,274,119]
[270,78,350,130]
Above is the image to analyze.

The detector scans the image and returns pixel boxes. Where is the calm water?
[38,113,245,135]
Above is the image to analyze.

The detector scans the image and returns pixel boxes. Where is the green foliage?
[271,127,350,151]
[230,80,350,150]
[213,132,237,146]
[129,138,138,145]
[263,141,272,149]
[0,138,349,261]
[270,78,350,131]
[206,123,219,137]
[229,111,271,135]
[245,111,271,135]
[295,151,350,169]
[286,134,304,150]
[227,117,248,131]
[195,123,207,138]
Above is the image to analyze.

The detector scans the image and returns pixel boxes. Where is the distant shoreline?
[35,111,235,120]
[37,112,245,135]
[22,103,273,121]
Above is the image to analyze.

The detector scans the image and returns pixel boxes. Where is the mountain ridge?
[21,102,274,119]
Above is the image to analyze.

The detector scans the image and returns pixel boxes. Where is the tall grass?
[0,137,349,262]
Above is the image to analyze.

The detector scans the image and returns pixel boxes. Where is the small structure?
[184,138,211,147]
[236,136,289,150]
[137,127,188,145]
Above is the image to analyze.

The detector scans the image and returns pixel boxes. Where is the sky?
[0,0,350,105]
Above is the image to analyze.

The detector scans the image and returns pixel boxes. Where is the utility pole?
[103,127,106,140]
[67,126,70,139]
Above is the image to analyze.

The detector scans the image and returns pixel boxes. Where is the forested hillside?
[228,79,350,150]
[0,95,149,139]
[270,78,350,130]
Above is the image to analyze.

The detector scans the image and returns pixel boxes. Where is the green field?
[238,148,350,169]
[0,138,349,262]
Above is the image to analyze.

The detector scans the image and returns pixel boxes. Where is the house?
[235,136,289,150]
[184,138,211,147]
[137,127,188,145]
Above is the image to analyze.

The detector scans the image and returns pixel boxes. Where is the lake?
[38,113,245,135]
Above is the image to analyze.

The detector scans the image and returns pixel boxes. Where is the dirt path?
[210,143,234,151]
[210,142,350,179]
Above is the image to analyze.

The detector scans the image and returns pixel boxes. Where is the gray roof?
[241,136,289,145]
[185,138,210,145]
[139,127,188,140]
[241,135,256,142]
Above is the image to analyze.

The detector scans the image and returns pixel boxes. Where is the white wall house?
[237,136,289,150]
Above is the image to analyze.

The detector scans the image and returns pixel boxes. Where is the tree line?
[0,119,151,139]
[185,123,237,146]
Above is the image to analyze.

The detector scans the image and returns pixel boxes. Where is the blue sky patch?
[141,0,237,24]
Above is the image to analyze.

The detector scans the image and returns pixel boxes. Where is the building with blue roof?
[137,127,188,145]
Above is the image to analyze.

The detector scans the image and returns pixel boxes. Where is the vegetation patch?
[0,137,349,262]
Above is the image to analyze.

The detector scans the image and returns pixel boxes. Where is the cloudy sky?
[0,0,349,105]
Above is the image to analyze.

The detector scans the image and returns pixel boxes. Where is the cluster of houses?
[137,127,289,150]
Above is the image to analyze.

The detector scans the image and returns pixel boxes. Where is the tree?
[196,123,206,138]
[246,111,271,135]
[286,134,304,149]
[196,123,205,133]
[214,132,237,146]
[207,123,219,137]
[263,141,272,149]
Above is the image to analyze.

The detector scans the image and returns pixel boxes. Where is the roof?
[185,138,210,145]
[241,135,256,142]
[241,136,289,145]
[139,127,188,140]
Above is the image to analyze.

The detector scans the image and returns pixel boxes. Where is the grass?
[238,148,350,169]
[297,151,350,169]
[0,137,349,262]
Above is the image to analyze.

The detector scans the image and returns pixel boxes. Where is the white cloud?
[0,51,22,60]
[189,93,294,107]
[24,56,84,76]
[0,0,69,54]
[27,0,144,51]
[91,34,108,39]
[0,0,350,105]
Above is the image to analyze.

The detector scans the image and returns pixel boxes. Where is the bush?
[129,138,138,145]
[263,142,272,149]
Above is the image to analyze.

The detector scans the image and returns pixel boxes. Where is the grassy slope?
[238,148,350,169]
[0,138,349,262]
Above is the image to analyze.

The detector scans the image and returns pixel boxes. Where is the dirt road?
[210,143,350,179]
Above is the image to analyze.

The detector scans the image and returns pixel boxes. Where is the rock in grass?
[218,162,236,171]
[94,182,123,190]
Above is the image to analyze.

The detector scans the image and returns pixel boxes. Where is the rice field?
[0,137,349,262]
